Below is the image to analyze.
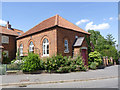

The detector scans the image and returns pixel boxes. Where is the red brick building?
[17,15,90,65]
[0,21,24,63]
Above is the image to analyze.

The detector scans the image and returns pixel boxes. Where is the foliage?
[7,63,22,70]
[85,35,91,54]
[90,62,97,70]
[56,66,71,73]
[2,52,11,64]
[88,51,102,67]
[21,53,41,72]
[42,54,86,73]
[88,30,118,61]
[16,48,22,60]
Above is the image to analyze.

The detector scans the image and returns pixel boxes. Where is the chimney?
[6,21,11,29]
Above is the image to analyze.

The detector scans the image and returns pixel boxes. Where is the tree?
[88,30,118,61]
[106,34,116,46]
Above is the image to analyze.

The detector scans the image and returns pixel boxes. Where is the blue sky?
[1,2,118,44]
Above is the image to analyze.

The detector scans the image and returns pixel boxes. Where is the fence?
[102,56,115,66]
[0,64,7,75]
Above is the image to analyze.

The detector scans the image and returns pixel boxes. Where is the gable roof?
[73,37,85,47]
[18,14,90,39]
[0,25,23,36]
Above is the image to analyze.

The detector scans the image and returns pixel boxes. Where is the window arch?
[29,41,34,53]
[20,44,23,56]
[64,40,69,53]
[43,38,49,56]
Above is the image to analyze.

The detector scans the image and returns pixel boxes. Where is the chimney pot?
[6,21,11,29]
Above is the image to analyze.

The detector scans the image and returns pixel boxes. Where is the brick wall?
[2,34,17,61]
[56,27,89,57]
[17,28,57,57]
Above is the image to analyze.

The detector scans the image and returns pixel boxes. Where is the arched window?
[43,38,49,56]
[29,41,34,53]
[20,44,23,56]
[64,40,69,53]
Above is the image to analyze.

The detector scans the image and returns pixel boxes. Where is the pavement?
[0,65,119,88]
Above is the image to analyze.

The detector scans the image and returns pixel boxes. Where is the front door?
[81,49,87,65]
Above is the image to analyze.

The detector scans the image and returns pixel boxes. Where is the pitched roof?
[73,37,84,47]
[0,25,23,36]
[18,14,90,38]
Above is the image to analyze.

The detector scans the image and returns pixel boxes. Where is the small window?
[43,38,49,56]
[64,40,69,53]
[20,44,23,56]
[29,42,34,53]
[2,35,9,44]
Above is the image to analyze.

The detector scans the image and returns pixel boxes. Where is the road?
[1,65,119,88]
[26,77,118,88]
[2,77,118,88]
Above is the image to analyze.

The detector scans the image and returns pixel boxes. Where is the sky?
[0,2,119,46]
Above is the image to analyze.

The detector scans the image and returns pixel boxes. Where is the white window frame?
[29,42,34,53]
[20,44,23,56]
[64,40,69,53]
[43,38,49,56]
[2,35,9,44]
[75,35,78,39]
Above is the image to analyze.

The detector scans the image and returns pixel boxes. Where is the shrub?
[89,51,102,67]
[90,62,97,70]
[2,52,11,64]
[71,56,87,71]
[21,53,41,72]
[7,63,22,70]
[56,66,71,73]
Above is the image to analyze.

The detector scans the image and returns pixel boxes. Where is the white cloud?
[109,17,113,20]
[85,21,110,30]
[103,18,106,21]
[0,19,7,26]
[76,19,89,25]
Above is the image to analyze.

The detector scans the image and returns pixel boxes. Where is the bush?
[88,51,102,68]
[2,52,11,64]
[7,63,22,70]
[21,53,41,72]
[90,62,97,70]
[71,56,87,71]
[56,66,71,73]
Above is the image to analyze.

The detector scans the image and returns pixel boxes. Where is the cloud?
[85,21,110,30]
[109,17,113,20]
[0,19,7,26]
[103,18,106,21]
[76,19,89,25]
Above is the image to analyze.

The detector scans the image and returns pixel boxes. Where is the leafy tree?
[106,34,116,46]
[88,30,118,61]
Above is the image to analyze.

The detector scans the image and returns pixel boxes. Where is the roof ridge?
[55,14,59,25]
[58,16,90,34]
[21,15,56,37]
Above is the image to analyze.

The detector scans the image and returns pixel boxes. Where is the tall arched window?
[64,40,69,53]
[29,41,34,53]
[43,38,49,56]
[20,44,23,56]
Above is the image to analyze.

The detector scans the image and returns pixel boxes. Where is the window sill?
[64,51,69,53]
[42,55,49,57]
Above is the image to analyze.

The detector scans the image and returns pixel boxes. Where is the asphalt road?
[26,77,118,88]
[2,77,118,88]
[1,65,119,88]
